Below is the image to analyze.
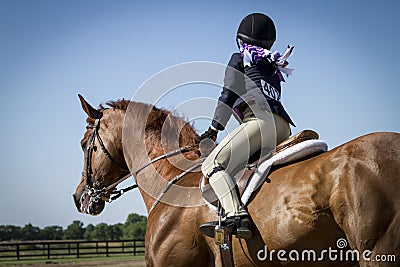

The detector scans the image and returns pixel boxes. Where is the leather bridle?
[83,110,132,203]
[83,109,198,207]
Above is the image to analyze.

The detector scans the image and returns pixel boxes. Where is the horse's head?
[73,95,130,215]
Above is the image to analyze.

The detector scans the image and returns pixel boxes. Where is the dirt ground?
[2,258,146,267]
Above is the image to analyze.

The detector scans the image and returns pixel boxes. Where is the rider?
[199,13,295,239]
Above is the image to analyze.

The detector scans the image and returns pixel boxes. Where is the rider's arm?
[211,53,245,131]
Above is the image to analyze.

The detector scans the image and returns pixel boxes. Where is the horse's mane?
[100,99,131,111]
[94,99,199,151]
[142,104,199,151]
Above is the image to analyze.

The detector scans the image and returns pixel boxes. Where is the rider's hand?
[198,127,218,143]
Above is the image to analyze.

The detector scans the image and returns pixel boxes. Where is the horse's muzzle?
[72,191,105,215]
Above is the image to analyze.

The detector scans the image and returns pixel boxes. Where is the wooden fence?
[0,239,145,260]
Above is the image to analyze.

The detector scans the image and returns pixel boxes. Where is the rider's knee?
[201,154,219,176]
[204,166,225,179]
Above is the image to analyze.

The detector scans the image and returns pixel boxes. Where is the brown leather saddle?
[274,130,319,155]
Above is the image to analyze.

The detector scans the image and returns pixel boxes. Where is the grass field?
[0,255,146,266]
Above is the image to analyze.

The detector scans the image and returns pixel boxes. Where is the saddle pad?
[241,139,328,205]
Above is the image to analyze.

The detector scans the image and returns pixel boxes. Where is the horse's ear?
[78,94,101,119]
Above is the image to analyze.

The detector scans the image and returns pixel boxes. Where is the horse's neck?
[135,137,202,212]
[101,109,126,162]
[122,102,201,212]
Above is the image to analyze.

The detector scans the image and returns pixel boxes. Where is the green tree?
[91,223,109,240]
[123,213,147,239]
[86,223,123,241]
[42,226,63,240]
[21,223,41,240]
[0,225,22,241]
[108,223,123,240]
[84,224,95,240]
[0,213,147,241]
[64,220,84,240]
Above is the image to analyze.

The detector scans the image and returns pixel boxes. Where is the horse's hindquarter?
[240,132,400,266]
[245,148,344,258]
[328,132,400,262]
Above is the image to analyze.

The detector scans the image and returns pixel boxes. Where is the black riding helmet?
[236,13,276,49]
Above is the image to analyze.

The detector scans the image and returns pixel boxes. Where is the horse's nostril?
[89,200,105,215]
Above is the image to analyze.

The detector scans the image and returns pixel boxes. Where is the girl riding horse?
[199,13,295,239]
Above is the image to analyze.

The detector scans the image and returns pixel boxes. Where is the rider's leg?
[201,121,260,239]
[202,118,273,217]
[201,107,290,238]
[208,169,248,218]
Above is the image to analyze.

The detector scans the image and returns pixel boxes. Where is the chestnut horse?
[73,95,400,267]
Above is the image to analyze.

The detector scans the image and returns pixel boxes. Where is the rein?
[148,161,203,214]
[84,110,198,206]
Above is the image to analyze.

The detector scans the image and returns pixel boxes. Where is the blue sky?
[0,0,399,228]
